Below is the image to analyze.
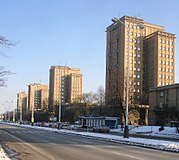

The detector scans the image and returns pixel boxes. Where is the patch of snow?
[0,146,10,160]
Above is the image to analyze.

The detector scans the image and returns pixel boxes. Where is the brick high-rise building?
[27,83,48,111]
[49,66,82,112]
[105,15,175,106]
[17,91,28,114]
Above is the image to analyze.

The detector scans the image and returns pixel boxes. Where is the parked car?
[93,125,110,133]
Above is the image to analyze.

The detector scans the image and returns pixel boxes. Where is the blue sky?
[0,0,179,110]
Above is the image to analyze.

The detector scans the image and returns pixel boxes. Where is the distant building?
[149,83,179,125]
[17,91,28,114]
[27,83,48,111]
[49,66,82,112]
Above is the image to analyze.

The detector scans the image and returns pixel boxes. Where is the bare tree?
[81,92,96,106]
[95,85,105,107]
[0,36,15,87]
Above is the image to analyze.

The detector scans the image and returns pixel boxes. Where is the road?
[0,124,178,160]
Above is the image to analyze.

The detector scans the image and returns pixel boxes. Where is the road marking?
[85,145,144,160]
[5,131,55,160]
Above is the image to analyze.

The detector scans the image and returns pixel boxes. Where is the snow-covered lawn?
[3,123,179,153]
[111,125,179,139]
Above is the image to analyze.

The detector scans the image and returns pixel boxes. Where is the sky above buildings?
[0,0,179,111]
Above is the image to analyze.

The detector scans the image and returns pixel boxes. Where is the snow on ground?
[0,146,10,160]
[4,123,179,153]
[111,125,179,139]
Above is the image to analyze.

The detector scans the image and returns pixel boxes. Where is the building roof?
[150,83,179,92]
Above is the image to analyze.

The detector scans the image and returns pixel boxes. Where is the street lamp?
[59,71,62,123]
[112,17,144,138]
[27,84,34,125]
[112,17,130,138]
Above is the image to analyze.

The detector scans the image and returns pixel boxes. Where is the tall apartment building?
[49,66,82,112]
[105,15,175,105]
[28,83,48,112]
[17,91,28,113]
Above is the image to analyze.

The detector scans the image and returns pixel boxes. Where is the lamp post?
[112,18,145,138]
[27,84,34,125]
[59,71,62,123]
[12,100,15,123]
[112,17,130,138]
[20,105,23,122]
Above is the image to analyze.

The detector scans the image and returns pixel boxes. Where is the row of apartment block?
[17,15,176,125]
[17,66,82,114]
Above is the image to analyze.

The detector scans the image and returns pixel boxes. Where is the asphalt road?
[0,124,178,160]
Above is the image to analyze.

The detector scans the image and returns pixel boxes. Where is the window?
[137,82,140,85]
[137,75,140,78]
[160,92,163,97]
[138,68,140,71]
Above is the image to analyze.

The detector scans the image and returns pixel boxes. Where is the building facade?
[149,84,179,125]
[28,83,48,112]
[105,15,175,105]
[17,91,28,114]
[49,66,82,112]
